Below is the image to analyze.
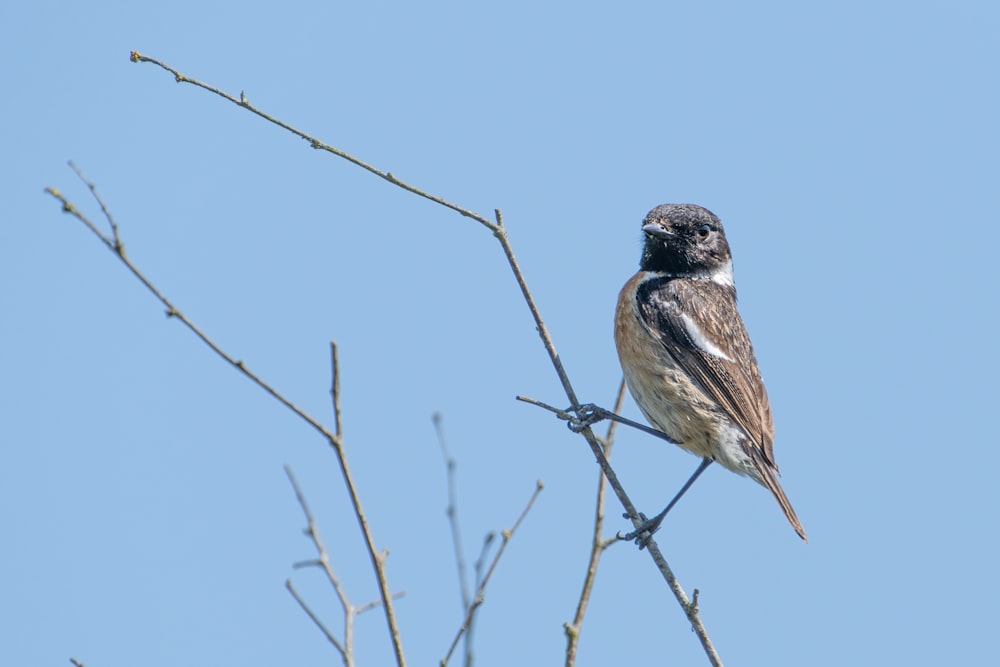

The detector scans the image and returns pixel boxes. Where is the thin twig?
[68,161,120,248]
[516,395,679,444]
[124,52,721,665]
[433,413,471,614]
[285,466,352,616]
[513,395,577,421]
[441,482,543,667]
[432,413,475,667]
[564,378,628,667]
[287,579,348,658]
[647,545,721,663]
[44,178,406,667]
[130,51,497,234]
[69,659,87,667]
[286,465,410,667]
[473,532,496,590]
[356,591,407,615]
[331,341,343,437]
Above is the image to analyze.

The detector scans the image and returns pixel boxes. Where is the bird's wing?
[637,277,777,467]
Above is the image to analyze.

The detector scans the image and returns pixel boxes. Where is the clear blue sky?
[3,2,997,665]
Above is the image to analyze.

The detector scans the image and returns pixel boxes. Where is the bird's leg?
[619,457,714,549]
[566,404,679,444]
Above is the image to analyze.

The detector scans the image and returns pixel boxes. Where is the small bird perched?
[614,203,807,542]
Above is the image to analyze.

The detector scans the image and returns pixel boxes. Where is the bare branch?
[285,466,352,613]
[356,591,407,616]
[432,413,477,666]
[441,482,543,667]
[331,341,343,437]
[645,544,722,665]
[513,395,577,421]
[564,379,627,667]
[472,531,496,588]
[116,51,723,664]
[68,161,120,248]
[129,51,497,233]
[433,412,471,615]
[285,466,409,665]
[286,579,348,660]
[44,176,406,667]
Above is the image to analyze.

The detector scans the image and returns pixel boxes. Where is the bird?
[613,203,807,542]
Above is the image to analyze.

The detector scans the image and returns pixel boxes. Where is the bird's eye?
[697,224,712,238]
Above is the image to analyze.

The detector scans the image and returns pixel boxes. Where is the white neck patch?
[645,260,734,287]
[708,259,735,287]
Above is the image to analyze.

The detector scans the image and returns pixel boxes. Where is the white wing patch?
[679,312,734,362]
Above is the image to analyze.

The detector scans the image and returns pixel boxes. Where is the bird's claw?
[565,403,604,433]
[617,512,662,550]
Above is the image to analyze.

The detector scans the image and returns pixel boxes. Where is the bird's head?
[639,204,733,285]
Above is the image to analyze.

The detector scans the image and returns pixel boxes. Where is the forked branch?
[441,482,544,667]
[44,177,407,667]
[54,51,724,666]
[286,464,407,667]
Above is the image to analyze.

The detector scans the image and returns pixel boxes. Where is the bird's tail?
[755,458,808,542]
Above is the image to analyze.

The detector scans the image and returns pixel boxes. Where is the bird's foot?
[565,403,607,433]
[617,512,665,550]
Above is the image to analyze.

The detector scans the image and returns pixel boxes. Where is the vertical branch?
[286,465,408,667]
[433,413,471,613]
[44,181,407,667]
[75,53,730,665]
[432,413,476,667]
[564,379,627,667]
[286,465,354,665]
[331,341,343,437]
[325,343,407,667]
[441,482,543,667]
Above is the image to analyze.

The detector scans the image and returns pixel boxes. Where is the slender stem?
[44,181,406,667]
[287,579,348,661]
[130,51,498,234]
[645,543,722,666]
[441,482,543,667]
[432,413,475,666]
[331,341,343,437]
[433,413,471,613]
[564,379,627,667]
[112,51,723,665]
[285,466,352,616]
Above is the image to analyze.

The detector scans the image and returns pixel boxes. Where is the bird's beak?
[642,223,672,240]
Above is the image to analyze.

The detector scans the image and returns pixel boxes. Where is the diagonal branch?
[129,51,496,233]
[44,179,407,667]
[286,465,354,663]
[286,464,409,667]
[564,378,627,667]
[441,482,543,667]
[124,51,719,665]
[286,578,348,659]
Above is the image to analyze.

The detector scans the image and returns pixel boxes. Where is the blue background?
[3,1,997,665]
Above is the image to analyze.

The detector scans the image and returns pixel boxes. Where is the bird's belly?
[621,356,719,458]
[622,361,760,480]
[614,299,759,479]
